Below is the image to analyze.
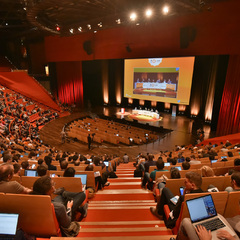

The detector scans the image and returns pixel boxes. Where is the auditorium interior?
[0,0,240,239]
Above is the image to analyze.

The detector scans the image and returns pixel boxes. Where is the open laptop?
[74,174,87,191]
[103,161,111,171]
[24,169,38,177]
[0,213,19,240]
[186,194,236,239]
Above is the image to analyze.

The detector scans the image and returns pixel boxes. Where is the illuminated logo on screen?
[148,58,162,66]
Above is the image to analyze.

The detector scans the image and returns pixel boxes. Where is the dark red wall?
[44,0,240,62]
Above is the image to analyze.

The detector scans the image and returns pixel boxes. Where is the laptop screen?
[74,174,87,185]
[175,166,182,171]
[0,213,19,236]
[24,170,38,177]
[164,162,170,167]
[104,161,109,167]
[186,194,217,223]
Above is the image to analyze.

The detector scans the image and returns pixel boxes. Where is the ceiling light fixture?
[78,27,82,32]
[130,12,137,21]
[98,22,102,27]
[116,19,121,24]
[69,28,74,34]
[87,24,91,30]
[162,5,169,15]
[145,9,153,17]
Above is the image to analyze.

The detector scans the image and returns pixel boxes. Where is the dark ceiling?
[0,0,227,41]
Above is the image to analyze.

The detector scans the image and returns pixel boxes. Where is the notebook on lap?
[0,213,19,240]
[74,174,87,191]
[186,194,236,239]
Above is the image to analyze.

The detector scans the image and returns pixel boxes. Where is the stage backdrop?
[217,55,240,136]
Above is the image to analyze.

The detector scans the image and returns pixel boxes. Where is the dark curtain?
[217,55,240,136]
[56,61,83,106]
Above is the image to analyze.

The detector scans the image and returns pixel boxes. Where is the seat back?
[53,177,82,193]
[0,194,60,237]
[224,191,240,218]
[75,171,95,188]
[21,176,40,189]
[201,176,226,191]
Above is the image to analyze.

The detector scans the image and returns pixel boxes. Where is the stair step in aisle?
[76,162,176,240]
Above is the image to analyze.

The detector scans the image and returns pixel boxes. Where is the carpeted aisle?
[77,162,175,240]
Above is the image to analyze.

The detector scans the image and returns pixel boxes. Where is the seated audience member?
[170,167,181,179]
[36,165,48,177]
[21,160,30,170]
[189,155,201,165]
[156,167,181,194]
[0,163,32,193]
[31,176,85,236]
[225,140,232,147]
[63,167,75,177]
[44,155,57,170]
[225,171,240,192]
[142,157,167,190]
[177,218,238,240]
[74,160,80,166]
[38,158,44,165]
[150,171,203,225]
[200,165,215,177]
[234,158,240,166]
[171,157,177,166]
[143,154,156,173]
[85,164,110,189]
[182,161,190,170]
[60,160,68,170]
[228,151,234,158]
[28,151,37,162]
[13,163,21,177]
[12,154,20,163]
[3,154,12,163]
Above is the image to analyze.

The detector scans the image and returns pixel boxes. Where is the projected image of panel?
[133,68,179,98]
[124,57,195,105]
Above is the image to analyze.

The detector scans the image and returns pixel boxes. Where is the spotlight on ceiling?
[94,30,97,33]
[87,24,91,30]
[116,19,121,24]
[78,27,82,32]
[56,25,60,31]
[145,9,153,17]
[162,5,169,15]
[98,22,102,28]
[130,12,137,21]
[69,28,74,34]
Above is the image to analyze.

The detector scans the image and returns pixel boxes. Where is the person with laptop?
[0,163,32,194]
[150,171,203,227]
[142,157,168,190]
[177,218,238,240]
[31,176,81,236]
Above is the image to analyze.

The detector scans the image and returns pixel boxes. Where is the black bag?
[134,169,142,177]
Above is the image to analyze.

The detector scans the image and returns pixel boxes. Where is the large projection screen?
[124,57,195,105]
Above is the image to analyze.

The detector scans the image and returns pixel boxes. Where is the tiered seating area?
[0,81,240,240]
[67,117,158,145]
[77,163,175,239]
